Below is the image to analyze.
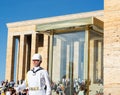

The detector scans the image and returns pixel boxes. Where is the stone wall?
[104,0,120,94]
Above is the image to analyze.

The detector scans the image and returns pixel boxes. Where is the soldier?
[15,53,51,95]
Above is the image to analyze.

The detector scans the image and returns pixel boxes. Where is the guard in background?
[15,53,51,95]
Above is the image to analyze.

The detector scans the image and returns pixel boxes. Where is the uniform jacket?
[18,67,51,95]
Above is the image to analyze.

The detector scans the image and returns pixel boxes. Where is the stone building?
[6,10,103,95]
[5,0,120,95]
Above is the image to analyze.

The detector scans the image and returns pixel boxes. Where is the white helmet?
[32,53,42,61]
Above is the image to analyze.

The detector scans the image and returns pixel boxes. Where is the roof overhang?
[36,16,103,35]
[36,17,92,32]
[6,10,103,35]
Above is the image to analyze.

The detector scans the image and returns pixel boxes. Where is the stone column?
[41,35,49,69]
[104,0,120,94]
[30,33,37,68]
[89,40,95,83]
[18,35,25,80]
[73,41,79,79]
[97,41,102,80]
[5,33,14,81]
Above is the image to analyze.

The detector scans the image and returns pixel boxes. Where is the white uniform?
[6,91,11,95]
[78,91,84,95]
[18,67,51,95]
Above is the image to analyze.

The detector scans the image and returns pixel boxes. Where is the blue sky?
[0,0,103,82]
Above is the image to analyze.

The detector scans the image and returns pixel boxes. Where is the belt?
[29,87,41,91]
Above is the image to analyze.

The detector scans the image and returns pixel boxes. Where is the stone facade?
[6,25,49,81]
[104,0,120,95]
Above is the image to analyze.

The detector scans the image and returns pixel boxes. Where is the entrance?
[49,29,103,95]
